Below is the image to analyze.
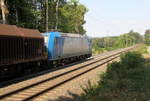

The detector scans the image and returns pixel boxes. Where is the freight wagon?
[0,24,46,78]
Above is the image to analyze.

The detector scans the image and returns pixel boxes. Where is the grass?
[92,44,144,55]
[92,44,149,55]
[92,47,121,55]
[92,48,107,55]
[135,44,148,54]
[81,51,150,101]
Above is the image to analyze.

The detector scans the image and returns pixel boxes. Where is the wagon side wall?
[24,37,45,62]
[0,36,24,66]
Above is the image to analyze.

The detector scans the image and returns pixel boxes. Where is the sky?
[80,0,150,37]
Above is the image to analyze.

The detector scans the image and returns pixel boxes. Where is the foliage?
[145,30,150,46]
[60,1,87,34]
[115,34,135,48]
[81,52,150,101]
[8,0,35,30]
[92,36,118,54]
[128,30,143,43]
[135,44,148,54]
[0,0,87,34]
[92,30,144,54]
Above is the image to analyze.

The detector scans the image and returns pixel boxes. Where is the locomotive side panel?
[43,32,92,61]
[59,37,92,58]
[52,34,92,59]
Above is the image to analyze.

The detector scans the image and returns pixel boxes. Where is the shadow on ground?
[47,91,82,101]
[145,56,150,66]
[145,57,150,62]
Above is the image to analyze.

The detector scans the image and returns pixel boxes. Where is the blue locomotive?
[42,32,92,65]
[0,24,92,78]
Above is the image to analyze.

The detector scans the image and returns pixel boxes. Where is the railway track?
[0,46,137,101]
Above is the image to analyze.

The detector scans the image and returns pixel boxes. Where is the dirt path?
[144,54,150,59]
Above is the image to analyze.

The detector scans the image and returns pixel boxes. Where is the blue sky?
[80,0,150,37]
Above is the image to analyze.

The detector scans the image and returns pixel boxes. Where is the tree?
[55,0,59,30]
[128,30,143,43]
[60,0,87,34]
[0,0,8,24]
[115,34,135,48]
[0,0,87,34]
[6,0,36,28]
[145,30,150,46]
[46,0,48,32]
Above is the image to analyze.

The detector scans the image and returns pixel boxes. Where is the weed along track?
[0,46,138,101]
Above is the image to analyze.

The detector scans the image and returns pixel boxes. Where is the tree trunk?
[45,0,48,32]
[0,0,6,24]
[34,0,38,29]
[55,0,59,31]
[15,9,18,23]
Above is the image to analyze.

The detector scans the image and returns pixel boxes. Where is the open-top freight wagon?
[0,24,46,78]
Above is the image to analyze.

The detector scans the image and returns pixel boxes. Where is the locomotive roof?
[0,24,43,39]
[61,33,84,38]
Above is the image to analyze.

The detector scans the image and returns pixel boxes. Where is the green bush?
[121,52,145,69]
[135,44,148,54]
[81,52,150,101]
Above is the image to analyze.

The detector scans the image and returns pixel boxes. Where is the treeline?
[92,30,150,54]
[0,0,87,34]
[145,29,150,46]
